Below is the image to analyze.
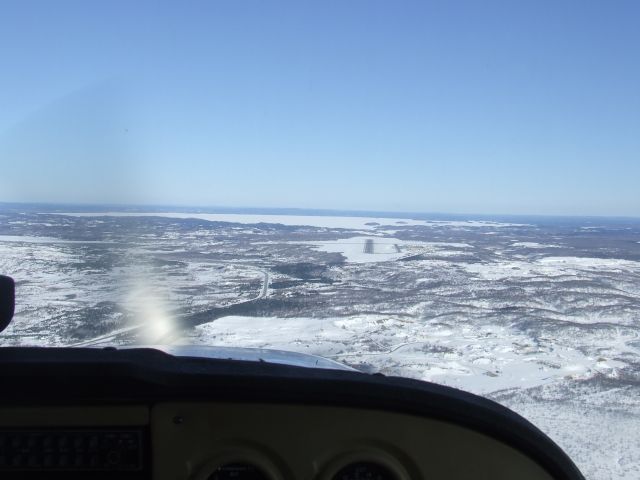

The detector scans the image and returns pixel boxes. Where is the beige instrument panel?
[152,403,553,480]
[0,404,553,479]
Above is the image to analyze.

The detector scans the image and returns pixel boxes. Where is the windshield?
[1,1,639,478]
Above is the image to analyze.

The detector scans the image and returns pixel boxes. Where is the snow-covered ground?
[185,314,625,394]
[1,208,639,479]
[300,236,470,263]
[462,256,640,282]
[492,380,640,480]
[56,211,529,230]
[511,241,561,249]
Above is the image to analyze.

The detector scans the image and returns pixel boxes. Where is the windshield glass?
[1,2,639,478]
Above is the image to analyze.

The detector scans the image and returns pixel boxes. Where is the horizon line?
[1,200,639,221]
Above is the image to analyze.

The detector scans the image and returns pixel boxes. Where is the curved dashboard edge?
[0,347,585,480]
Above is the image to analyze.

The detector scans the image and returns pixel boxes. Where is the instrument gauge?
[331,461,398,480]
[208,462,269,480]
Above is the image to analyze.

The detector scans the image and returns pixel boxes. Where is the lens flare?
[125,278,176,345]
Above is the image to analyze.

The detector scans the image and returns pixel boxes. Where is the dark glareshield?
[0,276,15,333]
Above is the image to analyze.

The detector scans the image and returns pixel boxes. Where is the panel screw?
[173,416,184,425]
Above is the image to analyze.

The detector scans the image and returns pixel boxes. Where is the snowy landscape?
[0,205,639,479]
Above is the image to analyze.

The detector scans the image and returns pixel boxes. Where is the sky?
[1,0,639,217]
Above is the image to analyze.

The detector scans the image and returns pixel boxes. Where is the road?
[256,269,270,299]
[70,266,271,347]
[69,324,145,347]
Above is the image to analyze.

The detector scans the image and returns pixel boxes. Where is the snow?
[55,212,528,230]
[538,256,640,270]
[511,242,561,248]
[185,311,640,480]
[5,209,639,478]
[306,237,408,263]
[0,235,108,244]
[462,256,640,281]
[185,314,626,396]
[55,212,431,229]
[299,236,471,263]
[494,383,640,480]
[422,220,530,228]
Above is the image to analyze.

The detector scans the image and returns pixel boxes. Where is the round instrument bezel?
[192,446,284,480]
[318,449,411,480]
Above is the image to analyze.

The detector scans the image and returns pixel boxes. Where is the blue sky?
[1,1,639,216]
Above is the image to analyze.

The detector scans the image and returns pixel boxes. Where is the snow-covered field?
[186,314,624,394]
[1,207,639,479]
[57,211,529,230]
[301,236,470,263]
